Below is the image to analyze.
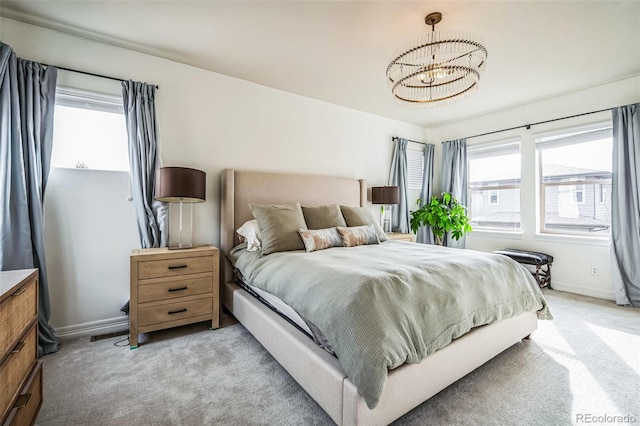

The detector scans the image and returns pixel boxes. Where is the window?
[52,87,129,171]
[467,140,521,231]
[489,190,499,205]
[407,148,424,190]
[536,124,612,236]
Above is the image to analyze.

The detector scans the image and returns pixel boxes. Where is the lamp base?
[168,202,196,249]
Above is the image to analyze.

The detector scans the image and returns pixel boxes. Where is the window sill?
[534,233,610,247]
[468,230,523,240]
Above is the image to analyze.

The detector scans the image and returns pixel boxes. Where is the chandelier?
[386,12,488,107]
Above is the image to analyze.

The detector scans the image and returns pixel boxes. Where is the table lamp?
[155,167,206,249]
[371,186,399,233]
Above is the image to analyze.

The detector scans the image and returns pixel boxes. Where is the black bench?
[493,249,553,289]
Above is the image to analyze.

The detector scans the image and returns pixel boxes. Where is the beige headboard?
[220,168,366,286]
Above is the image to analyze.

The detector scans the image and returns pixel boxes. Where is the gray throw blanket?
[231,241,552,409]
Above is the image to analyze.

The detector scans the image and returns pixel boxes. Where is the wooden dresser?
[0,269,42,426]
[129,245,219,349]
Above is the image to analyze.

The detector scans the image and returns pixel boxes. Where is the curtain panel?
[611,103,640,307]
[441,139,468,248]
[417,143,435,244]
[389,137,410,233]
[122,81,167,249]
[0,42,60,354]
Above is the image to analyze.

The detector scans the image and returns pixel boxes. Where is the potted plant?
[410,192,472,246]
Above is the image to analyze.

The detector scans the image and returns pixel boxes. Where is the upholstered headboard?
[220,169,366,288]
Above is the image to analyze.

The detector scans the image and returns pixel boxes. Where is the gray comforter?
[230,241,552,409]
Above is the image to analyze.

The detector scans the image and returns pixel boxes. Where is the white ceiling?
[1,1,639,128]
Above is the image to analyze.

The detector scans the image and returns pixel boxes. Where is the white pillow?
[236,219,262,252]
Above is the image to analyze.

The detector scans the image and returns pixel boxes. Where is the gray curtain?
[0,42,60,355]
[417,144,435,244]
[611,103,640,307]
[441,139,468,248]
[389,137,409,233]
[122,81,167,249]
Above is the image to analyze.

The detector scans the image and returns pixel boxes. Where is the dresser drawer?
[0,324,36,421]
[3,361,42,426]
[138,256,212,280]
[0,280,37,357]
[138,297,213,327]
[139,275,212,303]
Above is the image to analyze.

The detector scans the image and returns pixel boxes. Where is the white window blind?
[407,148,424,190]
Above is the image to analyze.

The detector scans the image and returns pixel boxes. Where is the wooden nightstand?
[387,232,414,242]
[129,245,219,349]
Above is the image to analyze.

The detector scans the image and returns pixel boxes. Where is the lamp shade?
[155,167,206,203]
[371,186,399,205]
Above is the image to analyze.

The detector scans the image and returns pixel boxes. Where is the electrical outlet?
[591,266,599,276]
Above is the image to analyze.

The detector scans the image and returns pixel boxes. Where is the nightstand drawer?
[0,279,37,357]
[138,275,212,303]
[138,297,213,327]
[138,256,213,280]
[4,361,42,426]
[0,324,36,421]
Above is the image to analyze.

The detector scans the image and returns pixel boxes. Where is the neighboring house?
[470,164,612,233]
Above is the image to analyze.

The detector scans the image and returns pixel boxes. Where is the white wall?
[1,17,425,336]
[431,76,640,300]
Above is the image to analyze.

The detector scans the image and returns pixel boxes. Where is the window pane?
[537,125,612,236]
[52,105,129,171]
[470,188,520,230]
[467,141,521,231]
[469,152,520,186]
[543,183,611,235]
[541,138,612,182]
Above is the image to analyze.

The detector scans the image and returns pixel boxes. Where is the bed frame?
[220,168,537,426]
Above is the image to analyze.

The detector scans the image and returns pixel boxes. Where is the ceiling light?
[386,12,488,107]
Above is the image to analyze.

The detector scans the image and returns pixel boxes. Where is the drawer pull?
[14,393,31,408]
[11,340,26,354]
[168,265,188,270]
[168,308,187,315]
[12,287,27,297]
[168,286,188,292]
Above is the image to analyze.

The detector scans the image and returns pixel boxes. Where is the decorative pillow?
[250,203,307,255]
[339,206,388,242]
[337,225,380,247]
[298,227,343,252]
[236,219,262,252]
[302,204,347,230]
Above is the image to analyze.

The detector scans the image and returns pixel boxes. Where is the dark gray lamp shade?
[155,167,206,203]
[371,186,399,205]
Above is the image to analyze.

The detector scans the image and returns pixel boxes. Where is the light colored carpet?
[36,290,639,425]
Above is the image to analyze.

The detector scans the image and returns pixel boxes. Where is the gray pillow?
[302,204,347,230]
[250,203,307,255]
[340,206,388,242]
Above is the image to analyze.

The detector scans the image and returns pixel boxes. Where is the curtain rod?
[42,62,159,90]
[442,107,612,142]
[392,136,430,146]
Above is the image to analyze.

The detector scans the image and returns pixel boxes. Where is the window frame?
[535,122,612,237]
[467,138,521,232]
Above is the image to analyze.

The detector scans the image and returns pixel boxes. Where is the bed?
[220,168,548,426]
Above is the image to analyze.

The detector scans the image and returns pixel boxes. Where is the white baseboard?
[55,316,129,339]
[550,281,615,301]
